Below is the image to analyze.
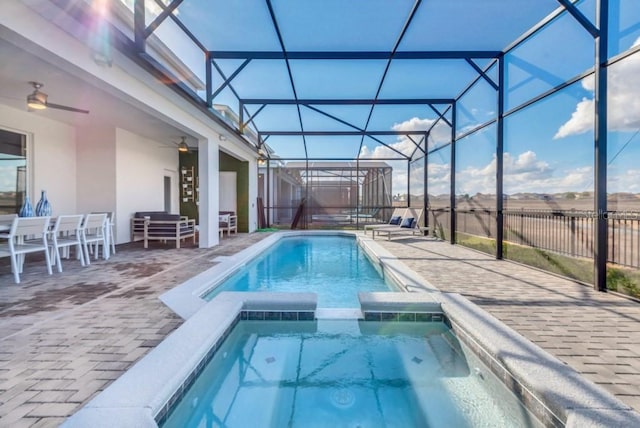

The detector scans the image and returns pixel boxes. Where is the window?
[0,129,27,214]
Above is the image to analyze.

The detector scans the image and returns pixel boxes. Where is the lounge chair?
[363,207,407,236]
[350,207,381,223]
[373,208,425,240]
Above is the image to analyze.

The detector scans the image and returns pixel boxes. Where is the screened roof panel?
[365,134,424,158]
[271,0,416,51]
[379,59,480,99]
[125,0,607,162]
[305,136,365,158]
[577,0,597,27]
[305,105,375,130]
[611,1,640,56]
[217,60,295,99]
[177,0,281,50]
[250,105,303,132]
[367,104,443,132]
[299,106,364,133]
[290,60,388,99]
[263,136,307,158]
[398,0,561,51]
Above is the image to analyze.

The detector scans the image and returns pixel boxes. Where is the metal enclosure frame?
[106,0,622,292]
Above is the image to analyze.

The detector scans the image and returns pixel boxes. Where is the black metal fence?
[434,208,640,269]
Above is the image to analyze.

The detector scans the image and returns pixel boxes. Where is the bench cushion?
[134,211,167,219]
[400,217,415,228]
[389,216,402,225]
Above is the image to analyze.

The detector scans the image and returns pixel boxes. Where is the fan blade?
[45,102,89,114]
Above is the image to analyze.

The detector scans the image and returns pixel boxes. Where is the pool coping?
[62,232,640,428]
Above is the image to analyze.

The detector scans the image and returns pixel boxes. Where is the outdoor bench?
[130,211,196,248]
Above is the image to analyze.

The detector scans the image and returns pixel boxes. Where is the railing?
[434,208,640,269]
[502,209,594,260]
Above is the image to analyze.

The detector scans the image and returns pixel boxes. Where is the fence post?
[570,215,576,256]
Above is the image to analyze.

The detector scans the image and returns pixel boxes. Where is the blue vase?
[19,195,34,217]
[35,190,52,216]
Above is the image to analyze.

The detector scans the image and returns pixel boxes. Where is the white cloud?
[359,117,451,160]
[392,117,452,145]
[359,117,452,195]
[555,37,640,139]
[504,150,552,176]
[554,97,594,138]
[361,116,596,196]
[455,151,594,195]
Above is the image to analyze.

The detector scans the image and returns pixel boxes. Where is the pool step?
[315,308,363,320]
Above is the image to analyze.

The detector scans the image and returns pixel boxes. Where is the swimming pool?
[159,320,542,428]
[203,235,397,308]
[64,233,639,428]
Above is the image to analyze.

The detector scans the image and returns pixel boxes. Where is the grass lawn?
[455,232,640,300]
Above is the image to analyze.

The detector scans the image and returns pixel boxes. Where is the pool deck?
[1,232,639,426]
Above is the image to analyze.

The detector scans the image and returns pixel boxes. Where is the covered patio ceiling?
[128,0,590,161]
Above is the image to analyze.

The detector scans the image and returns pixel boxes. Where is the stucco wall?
[76,126,116,214]
[0,104,76,215]
[115,128,179,244]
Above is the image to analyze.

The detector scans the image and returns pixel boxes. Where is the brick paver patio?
[0,232,639,426]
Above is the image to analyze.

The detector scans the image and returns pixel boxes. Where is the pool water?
[160,320,542,428]
[203,235,395,307]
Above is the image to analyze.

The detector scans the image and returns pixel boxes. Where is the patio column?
[198,136,220,248]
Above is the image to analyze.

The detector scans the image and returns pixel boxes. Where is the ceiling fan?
[176,136,189,153]
[160,136,190,152]
[26,81,89,114]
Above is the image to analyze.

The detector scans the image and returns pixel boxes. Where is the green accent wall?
[220,151,249,233]
[179,151,199,222]
[179,151,249,233]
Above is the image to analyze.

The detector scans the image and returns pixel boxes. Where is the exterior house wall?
[0,104,77,215]
[0,2,259,247]
[115,128,178,244]
[76,126,116,214]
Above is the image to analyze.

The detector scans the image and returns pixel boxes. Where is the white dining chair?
[81,213,108,265]
[0,216,52,284]
[49,214,85,272]
[92,211,116,255]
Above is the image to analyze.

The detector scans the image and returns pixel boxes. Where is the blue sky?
[121,0,640,196]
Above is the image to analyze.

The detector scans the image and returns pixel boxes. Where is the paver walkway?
[375,236,640,412]
[0,232,639,427]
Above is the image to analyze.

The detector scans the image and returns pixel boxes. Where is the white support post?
[198,136,220,248]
